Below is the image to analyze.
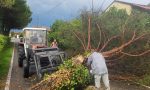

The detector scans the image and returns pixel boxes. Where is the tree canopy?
[0,0,32,35]
[49,7,150,73]
[0,0,15,8]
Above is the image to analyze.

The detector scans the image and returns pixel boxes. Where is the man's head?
[85,49,96,57]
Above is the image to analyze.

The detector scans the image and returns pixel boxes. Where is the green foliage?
[115,55,150,76]
[9,0,32,29]
[138,74,150,86]
[58,60,91,90]
[19,33,23,37]
[0,0,15,8]
[127,9,150,32]
[6,0,31,28]
[48,6,150,88]
[101,8,150,80]
[0,34,5,51]
[0,43,13,79]
[99,7,129,36]
[0,34,9,51]
[50,7,150,57]
[0,0,32,35]
[49,19,82,55]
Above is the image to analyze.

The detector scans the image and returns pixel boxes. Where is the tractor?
[18,27,66,79]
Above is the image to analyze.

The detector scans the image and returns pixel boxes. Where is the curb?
[128,80,150,89]
[4,47,15,90]
[109,70,150,89]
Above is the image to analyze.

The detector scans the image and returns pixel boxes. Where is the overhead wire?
[97,0,107,13]
[47,0,68,13]
[34,0,68,26]
[34,0,108,26]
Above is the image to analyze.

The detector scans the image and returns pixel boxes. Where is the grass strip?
[0,45,13,80]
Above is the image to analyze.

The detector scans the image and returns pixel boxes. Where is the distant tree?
[0,0,15,8]
[49,19,82,51]
[148,3,150,6]
[10,31,15,37]
[0,0,32,35]
[0,0,14,27]
[0,34,5,51]
[7,0,32,29]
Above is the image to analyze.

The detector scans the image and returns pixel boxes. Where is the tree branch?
[106,54,125,63]
[96,23,102,51]
[72,31,86,51]
[120,50,150,57]
[100,35,119,52]
[102,32,149,58]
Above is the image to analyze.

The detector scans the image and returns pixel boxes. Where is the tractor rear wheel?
[18,47,25,67]
[23,59,30,78]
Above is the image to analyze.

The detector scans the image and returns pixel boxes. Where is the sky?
[26,0,150,27]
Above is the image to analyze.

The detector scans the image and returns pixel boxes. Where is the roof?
[134,4,150,11]
[115,1,150,11]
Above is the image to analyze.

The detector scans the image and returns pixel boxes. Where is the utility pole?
[92,0,94,14]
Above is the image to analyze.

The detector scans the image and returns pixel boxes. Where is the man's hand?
[90,70,93,74]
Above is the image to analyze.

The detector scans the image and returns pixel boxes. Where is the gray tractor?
[18,27,66,79]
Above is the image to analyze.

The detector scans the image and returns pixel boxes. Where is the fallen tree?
[31,8,150,89]
[30,29,150,89]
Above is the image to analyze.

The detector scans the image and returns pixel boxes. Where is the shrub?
[32,60,92,90]
[0,34,10,51]
[114,53,150,76]
[138,74,150,86]
[0,34,5,51]
[58,60,92,90]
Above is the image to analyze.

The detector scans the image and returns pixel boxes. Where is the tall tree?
[0,0,15,8]
[0,0,14,34]
[0,0,32,35]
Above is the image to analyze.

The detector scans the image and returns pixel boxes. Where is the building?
[106,0,150,15]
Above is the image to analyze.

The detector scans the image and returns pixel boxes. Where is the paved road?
[8,45,150,90]
[9,44,36,90]
[110,80,150,90]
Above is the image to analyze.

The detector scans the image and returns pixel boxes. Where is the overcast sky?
[26,0,150,27]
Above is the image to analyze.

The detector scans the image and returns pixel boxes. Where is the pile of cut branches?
[31,69,71,90]
[31,55,91,90]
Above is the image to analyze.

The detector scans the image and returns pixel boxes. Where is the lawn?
[0,44,13,88]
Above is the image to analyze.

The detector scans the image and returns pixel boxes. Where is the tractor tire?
[18,58,23,67]
[18,47,25,67]
[37,73,42,81]
[23,59,30,78]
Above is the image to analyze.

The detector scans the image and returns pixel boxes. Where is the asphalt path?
[9,44,36,90]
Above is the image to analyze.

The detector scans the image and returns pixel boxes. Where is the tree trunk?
[87,15,91,50]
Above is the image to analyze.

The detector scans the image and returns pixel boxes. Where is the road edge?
[4,47,15,90]
[129,80,150,89]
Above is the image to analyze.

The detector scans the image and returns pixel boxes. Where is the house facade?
[106,1,150,15]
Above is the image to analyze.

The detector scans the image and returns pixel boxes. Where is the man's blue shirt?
[87,52,108,75]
